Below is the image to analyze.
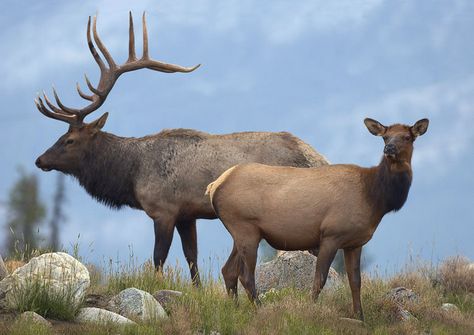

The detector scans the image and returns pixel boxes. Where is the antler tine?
[142,12,149,60]
[42,91,64,113]
[76,82,94,101]
[35,96,78,124]
[87,16,106,72]
[128,11,137,62]
[92,15,117,70]
[43,90,79,116]
[83,74,101,96]
[52,87,81,115]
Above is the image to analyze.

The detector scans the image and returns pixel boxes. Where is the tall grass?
[8,275,83,320]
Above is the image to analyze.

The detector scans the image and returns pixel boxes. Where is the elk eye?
[65,138,75,145]
[404,135,411,141]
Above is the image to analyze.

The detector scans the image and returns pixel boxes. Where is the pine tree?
[49,173,66,251]
[5,169,46,258]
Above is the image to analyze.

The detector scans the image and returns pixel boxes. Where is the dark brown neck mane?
[366,156,413,216]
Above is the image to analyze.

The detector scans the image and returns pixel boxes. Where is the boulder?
[76,307,136,325]
[0,252,90,310]
[17,311,52,328]
[441,303,460,313]
[108,287,167,321]
[386,287,419,304]
[255,251,339,294]
[0,254,7,281]
[385,287,418,322]
[153,289,183,309]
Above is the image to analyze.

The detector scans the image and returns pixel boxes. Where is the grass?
[1,253,473,335]
[8,277,82,320]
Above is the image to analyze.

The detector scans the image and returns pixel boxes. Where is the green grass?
[8,277,82,321]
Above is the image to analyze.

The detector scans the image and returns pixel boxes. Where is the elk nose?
[35,157,42,167]
[384,144,397,155]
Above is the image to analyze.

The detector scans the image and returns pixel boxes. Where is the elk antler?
[35,12,200,126]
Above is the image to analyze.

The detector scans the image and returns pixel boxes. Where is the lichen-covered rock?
[108,287,167,321]
[255,251,339,294]
[76,307,136,325]
[17,311,52,328]
[385,287,418,322]
[153,289,182,309]
[441,302,460,313]
[0,254,7,281]
[386,287,419,304]
[0,252,90,310]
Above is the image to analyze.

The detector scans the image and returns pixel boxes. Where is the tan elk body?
[207,118,429,320]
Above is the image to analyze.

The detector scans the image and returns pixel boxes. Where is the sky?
[0,0,473,277]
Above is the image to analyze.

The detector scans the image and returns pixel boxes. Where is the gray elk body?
[34,13,328,285]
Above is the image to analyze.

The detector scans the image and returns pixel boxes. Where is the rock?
[396,307,415,321]
[17,311,52,328]
[386,287,419,304]
[441,303,460,313]
[108,287,167,321]
[196,331,221,335]
[76,307,136,325]
[255,251,339,294]
[385,287,418,322]
[0,254,7,281]
[153,289,183,309]
[0,252,90,310]
[4,260,26,274]
[84,293,109,309]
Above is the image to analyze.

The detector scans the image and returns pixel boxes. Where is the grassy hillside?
[0,255,473,335]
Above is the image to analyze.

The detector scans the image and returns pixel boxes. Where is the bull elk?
[34,13,328,285]
[206,118,429,319]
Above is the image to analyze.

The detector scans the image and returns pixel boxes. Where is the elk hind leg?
[235,230,261,305]
[176,219,201,287]
[222,243,241,300]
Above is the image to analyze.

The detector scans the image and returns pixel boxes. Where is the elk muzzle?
[35,156,52,172]
[383,143,398,158]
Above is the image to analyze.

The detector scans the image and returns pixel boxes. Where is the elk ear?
[411,118,429,137]
[88,112,109,131]
[364,118,386,136]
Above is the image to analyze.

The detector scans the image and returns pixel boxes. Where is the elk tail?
[205,165,238,211]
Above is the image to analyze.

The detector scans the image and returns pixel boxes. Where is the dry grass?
[438,256,474,294]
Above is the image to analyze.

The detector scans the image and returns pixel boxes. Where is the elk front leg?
[153,216,176,273]
[344,246,364,320]
[312,239,338,301]
[176,219,201,287]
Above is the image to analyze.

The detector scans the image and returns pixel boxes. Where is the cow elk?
[206,118,429,319]
[34,12,328,286]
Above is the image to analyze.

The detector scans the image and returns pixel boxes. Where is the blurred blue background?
[0,0,473,276]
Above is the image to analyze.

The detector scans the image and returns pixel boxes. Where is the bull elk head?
[35,12,199,172]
